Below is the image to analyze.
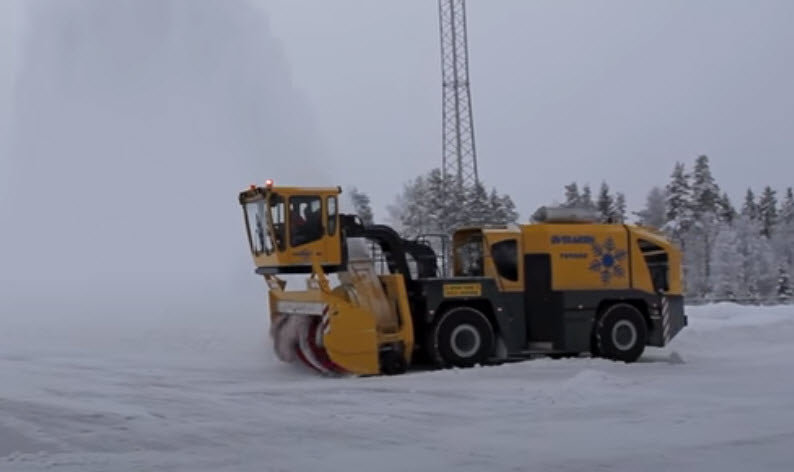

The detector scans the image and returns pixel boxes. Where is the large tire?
[594,303,647,363]
[430,306,495,368]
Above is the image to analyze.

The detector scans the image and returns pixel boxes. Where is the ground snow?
[1,303,793,471]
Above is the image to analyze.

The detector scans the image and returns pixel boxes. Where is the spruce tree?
[580,184,596,211]
[488,188,506,223]
[613,193,627,223]
[774,188,794,267]
[663,162,693,244]
[741,188,759,220]
[597,181,614,222]
[777,264,793,303]
[498,193,519,224]
[780,188,794,225]
[758,186,778,238]
[691,155,720,216]
[665,162,691,223]
[563,182,581,208]
[717,192,737,224]
[465,181,491,226]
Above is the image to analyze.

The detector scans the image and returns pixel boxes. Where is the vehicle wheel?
[594,303,647,363]
[431,306,495,368]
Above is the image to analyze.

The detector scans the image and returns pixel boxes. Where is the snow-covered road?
[2,303,793,471]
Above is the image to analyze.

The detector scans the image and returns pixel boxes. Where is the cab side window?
[327,196,337,236]
[289,195,323,247]
[491,239,518,281]
[269,194,286,251]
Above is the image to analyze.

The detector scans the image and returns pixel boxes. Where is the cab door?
[483,232,523,293]
[482,232,527,350]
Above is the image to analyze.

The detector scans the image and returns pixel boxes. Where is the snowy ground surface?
[2,301,794,472]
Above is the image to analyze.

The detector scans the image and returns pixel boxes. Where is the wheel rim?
[611,319,638,351]
[450,324,481,358]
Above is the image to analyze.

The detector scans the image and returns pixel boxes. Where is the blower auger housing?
[238,183,688,376]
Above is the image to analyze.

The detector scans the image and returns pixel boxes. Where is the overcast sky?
[258,0,794,219]
[3,1,794,219]
[0,1,21,167]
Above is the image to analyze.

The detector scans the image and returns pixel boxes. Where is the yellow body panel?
[378,274,415,365]
[454,222,683,296]
[522,224,631,291]
[322,302,381,375]
[629,226,683,295]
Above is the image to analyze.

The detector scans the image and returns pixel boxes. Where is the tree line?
[632,155,791,303]
[384,168,519,238]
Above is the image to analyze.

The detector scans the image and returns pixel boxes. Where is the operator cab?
[238,182,344,274]
[453,225,524,292]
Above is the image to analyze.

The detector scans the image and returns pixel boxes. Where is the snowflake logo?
[589,237,627,284]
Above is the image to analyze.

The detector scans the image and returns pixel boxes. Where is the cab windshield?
[243,193,285,255]
[244,199,271,255]
[455,233,484,276]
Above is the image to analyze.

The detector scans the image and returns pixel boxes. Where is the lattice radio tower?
[438,0,478,188]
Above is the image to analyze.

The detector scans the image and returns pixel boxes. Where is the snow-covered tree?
[777,264,793,303]
[691,155,720,216]
[465,181,491,226]
[490,189,519,225]
[635,186,666,229]
[717,192,737,224]
[780,188,794,226]
[597,181,614,222]
[580,184,596,211]
[771,188,794,268]
[684,156,722,296]
[709,224,741,301]
[563,182,581,208]
[663,162,694,247]
[741,188,759,221]
[390,168,518,239]
[734,215,776,301]
[349,187,374,225]
[389,175,430,236]
[758,186,778,238]
[613,193,627,223]
[665,162,692,224]
[687,210,720,297]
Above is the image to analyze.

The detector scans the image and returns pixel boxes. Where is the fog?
[0,1,326,339]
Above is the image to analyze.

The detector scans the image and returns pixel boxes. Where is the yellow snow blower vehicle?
[238,183,688,376]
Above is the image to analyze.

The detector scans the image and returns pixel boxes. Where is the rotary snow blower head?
[238,183,414,376]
